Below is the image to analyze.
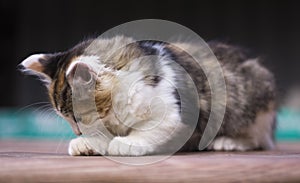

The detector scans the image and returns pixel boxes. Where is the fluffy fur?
[19,36,276,156]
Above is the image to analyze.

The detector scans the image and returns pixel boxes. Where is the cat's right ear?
[18,53,60,85]
[65,61,95,87]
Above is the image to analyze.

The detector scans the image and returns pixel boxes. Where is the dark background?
[1,0,300,108]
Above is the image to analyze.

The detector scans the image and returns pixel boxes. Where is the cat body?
[19,36,276,156]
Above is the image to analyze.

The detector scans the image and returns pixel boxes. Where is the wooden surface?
[1,140,300,183]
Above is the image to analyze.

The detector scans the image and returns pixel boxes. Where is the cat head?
[18,36,144,136]
[17,40,113,136]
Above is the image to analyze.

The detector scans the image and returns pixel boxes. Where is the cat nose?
[16,64,26,71]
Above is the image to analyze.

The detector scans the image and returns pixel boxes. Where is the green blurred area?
[276,107,300,141]
[0,109,76,140]
[0,108,299,141]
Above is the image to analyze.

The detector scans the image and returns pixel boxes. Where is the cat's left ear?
[18,53,60,84]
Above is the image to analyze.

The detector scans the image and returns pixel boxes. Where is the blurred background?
[0,0,299,140]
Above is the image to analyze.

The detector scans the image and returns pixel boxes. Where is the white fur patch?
[21,54,45,68]
[103,55,183,155]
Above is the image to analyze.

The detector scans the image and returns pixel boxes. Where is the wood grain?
[0,140,300,183]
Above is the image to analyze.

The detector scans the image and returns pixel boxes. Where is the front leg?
[107,135,155,156]
[107,120,184,156]
[68,136,109,156]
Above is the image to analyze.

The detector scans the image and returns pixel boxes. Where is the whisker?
[33,104,53,113]
[15,102,51,113]
[36,106,55,117]
[39,111,55,125]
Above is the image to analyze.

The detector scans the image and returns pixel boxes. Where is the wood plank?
[0,140,300,183]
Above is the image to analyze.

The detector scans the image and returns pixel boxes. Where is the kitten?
[18,36,276,156]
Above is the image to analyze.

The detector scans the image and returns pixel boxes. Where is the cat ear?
[66,61,95,86]
[18,53,59,84]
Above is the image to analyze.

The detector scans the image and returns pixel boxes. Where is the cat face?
[18,42,93,135]
[18,36,166,136]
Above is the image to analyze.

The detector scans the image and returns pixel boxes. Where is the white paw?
[68,137,100,156]
[107,136,152,156]
[208,137,250,151]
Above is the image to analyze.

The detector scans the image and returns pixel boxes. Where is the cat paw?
[207,137,250,151]
[68,137,100,156]
[107,136,151,156]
